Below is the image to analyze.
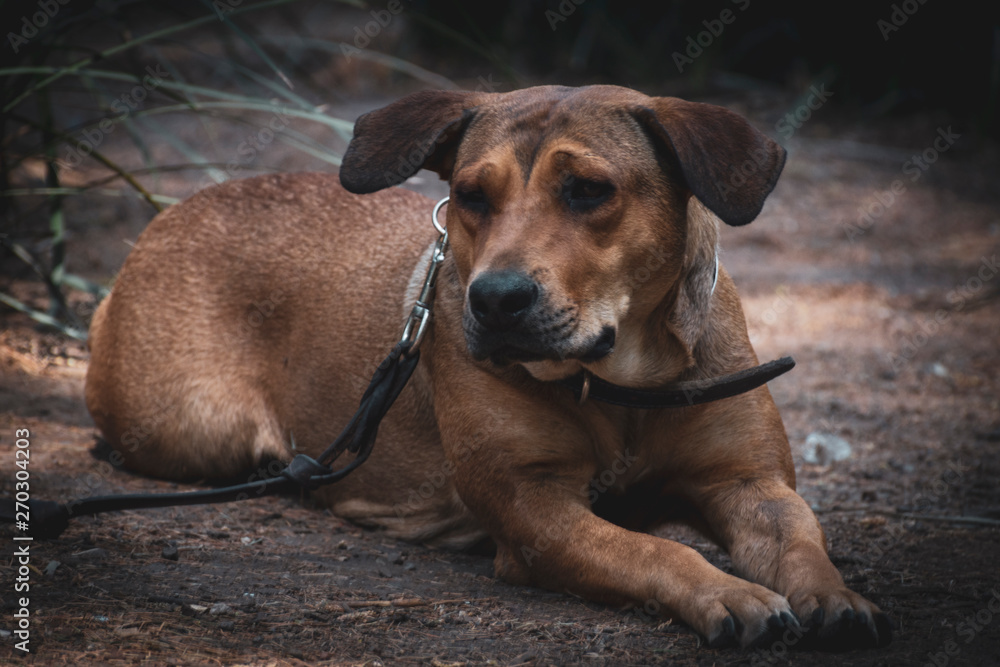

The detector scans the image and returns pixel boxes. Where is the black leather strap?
[1,341,420,539]
[559,356,795,409]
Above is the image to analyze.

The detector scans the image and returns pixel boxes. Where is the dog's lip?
[482,335,615,366]
[466,316,617,366]
[486,346,549,366]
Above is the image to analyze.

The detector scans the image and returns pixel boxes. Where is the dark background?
[4,0,998,133]
[409,0,998,136]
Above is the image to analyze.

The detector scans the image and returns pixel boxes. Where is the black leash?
[1,197,452,540]
[5,341,420,539]
[559,356,796,409]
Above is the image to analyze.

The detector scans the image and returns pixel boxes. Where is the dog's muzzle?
[464,270,615,365]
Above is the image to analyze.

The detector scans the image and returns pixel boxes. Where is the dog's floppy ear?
[632,98,785,226]
[340,90,488,194]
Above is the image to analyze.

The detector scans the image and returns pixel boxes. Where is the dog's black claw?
[729,607,746,639]
[791,605,824,649]
[856,612,876,646]
[780,610,798,627]
[748,609,800,649]
[873,612,894,647]
[771,604,892,651]
[707,615,738,648]
[852,610,894,648]
[819,607,855,642]
[807,606,896,651]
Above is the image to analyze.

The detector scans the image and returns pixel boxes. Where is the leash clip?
[400,197,449,354]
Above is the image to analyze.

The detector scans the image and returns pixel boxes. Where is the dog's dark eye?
[456,188,488,214]
[564,177,613,212]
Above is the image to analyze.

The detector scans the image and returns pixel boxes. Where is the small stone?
[44,560,61,576]
[888,458,915,473]
[162,543,179,561]
[220,620,235,631]
[209,603,231,616]
[801,432,852,466]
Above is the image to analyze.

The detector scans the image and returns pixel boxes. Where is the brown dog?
[85,85,891,649]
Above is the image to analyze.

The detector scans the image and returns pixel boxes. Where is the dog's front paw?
[693,579,800,649]
[789,588,893,649]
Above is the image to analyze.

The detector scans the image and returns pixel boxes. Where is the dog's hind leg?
[85,290,290,481]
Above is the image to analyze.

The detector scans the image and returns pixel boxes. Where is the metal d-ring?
[432,196,449,235]
[578,371,592,405]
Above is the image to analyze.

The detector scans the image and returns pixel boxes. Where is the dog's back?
[85,173,482,545]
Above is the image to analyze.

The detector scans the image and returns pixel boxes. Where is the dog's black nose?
[468,271,539,331]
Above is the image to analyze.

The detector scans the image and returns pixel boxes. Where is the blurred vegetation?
[2,0,365,338]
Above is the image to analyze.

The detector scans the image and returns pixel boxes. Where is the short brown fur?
[86,85,891,648]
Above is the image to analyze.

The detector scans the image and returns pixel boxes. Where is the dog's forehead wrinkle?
[512,112,572,181]
[462,161,497,187]
[465,92,641,183]
[455,101,646,192]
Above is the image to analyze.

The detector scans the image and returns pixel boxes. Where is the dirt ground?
[2,84,1000,665]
